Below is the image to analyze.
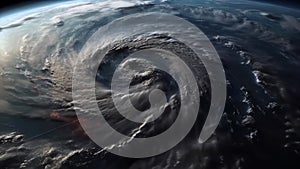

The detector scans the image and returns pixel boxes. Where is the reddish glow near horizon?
[49,112,100,137]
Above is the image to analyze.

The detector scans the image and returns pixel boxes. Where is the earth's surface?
[0,0,300,168]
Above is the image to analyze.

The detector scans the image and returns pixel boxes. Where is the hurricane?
[0,0,299,168]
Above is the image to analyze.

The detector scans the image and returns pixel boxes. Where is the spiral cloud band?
[72,12,226,158]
